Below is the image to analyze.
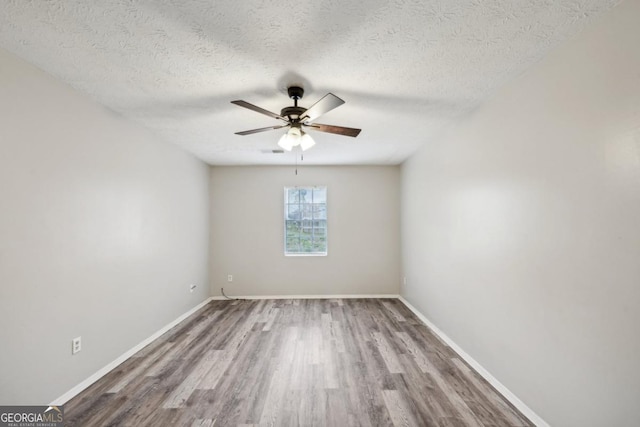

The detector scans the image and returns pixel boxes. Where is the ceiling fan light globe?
[287,127,302,147]
[288,127,301,137]
[278,134,293,151]
[300,133,315,151]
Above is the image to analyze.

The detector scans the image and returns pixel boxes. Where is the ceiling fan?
[231,86,361,151]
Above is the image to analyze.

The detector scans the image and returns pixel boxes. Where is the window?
[284,186,327,255]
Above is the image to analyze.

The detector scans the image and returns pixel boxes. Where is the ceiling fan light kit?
[232,86,361,152]
[277,124,317,152]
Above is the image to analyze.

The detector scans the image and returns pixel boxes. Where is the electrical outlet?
[190,284,197,293]
[403,276,407,286]
[227,274,233,282]
[72,337,81,355]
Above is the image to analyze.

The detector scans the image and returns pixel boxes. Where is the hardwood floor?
[65,299,534,426]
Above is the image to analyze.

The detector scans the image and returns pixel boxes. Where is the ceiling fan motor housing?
[281,106,306,120]
[287,86,304,100]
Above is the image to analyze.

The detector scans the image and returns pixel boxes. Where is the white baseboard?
[397,296,549,427]
[213,294,400,300]
[50,297,213,405]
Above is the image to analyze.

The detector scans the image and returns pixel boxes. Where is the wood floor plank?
[322,339,340,389]
[192,349,231,390]
[395,330,443,377]
[262,306,279,331]
[382,389,419,427]
[382,301,407,322]
[392,353,449,425]
[65,298,535,427]
[372,331,405,374]
[162,349,219,408]
[258,326,299,426]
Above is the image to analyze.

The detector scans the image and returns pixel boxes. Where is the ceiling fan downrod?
[287,86,304,107]
[281,86,306,120]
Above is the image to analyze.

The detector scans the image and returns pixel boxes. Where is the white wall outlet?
[72,337,81,355]
[189,284,197,293]
[403,276,407,286]
[227,274,233,282]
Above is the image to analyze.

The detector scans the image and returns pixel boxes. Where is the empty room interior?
[1,1,639,426]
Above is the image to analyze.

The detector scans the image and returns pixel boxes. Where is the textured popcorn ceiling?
[0,0,620,165]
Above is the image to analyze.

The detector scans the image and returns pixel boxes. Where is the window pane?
[286,220,301,252]
[313,204,326,219]
[302,204,313,220]
[287,205,301,220]
[300,234,313,252]
[299,188,312,203]
[287,188,299,203]
[312,240,325,252]
[284,186,327,255]
[313,188,326,203]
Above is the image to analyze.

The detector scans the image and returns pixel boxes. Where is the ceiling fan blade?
[231,100,286,121]
[235,125,288,136]
[301,93,345,121]
[307,123,361,137]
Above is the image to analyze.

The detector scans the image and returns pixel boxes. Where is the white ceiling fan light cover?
[277,127,315,152]
[300,132,315,151]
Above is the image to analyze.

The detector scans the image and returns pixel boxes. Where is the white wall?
[210,166,400,297]
[401,1,640,426]
[0,49,210,404]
